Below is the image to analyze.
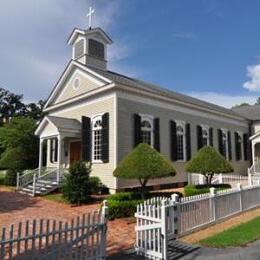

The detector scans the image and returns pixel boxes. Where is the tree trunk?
[139,179,148,200]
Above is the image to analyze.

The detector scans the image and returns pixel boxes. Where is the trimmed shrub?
[89,176,102,194]
[107,200,143,220]
[4,169,17,186]
[184,184,231,197]
[186,146,234,185]
[108,192,142,202]
[62,161,92,204]
[114,143,176,199]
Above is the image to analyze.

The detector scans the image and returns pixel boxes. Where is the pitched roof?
[232,105,260,120]
[87,65,246,120]
[47,116,81,131]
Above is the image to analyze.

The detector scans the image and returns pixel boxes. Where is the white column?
[57,135,62,183]
[38,138,43,177]
[252,142,256,166]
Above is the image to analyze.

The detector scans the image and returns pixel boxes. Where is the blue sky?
[1,0,260,107]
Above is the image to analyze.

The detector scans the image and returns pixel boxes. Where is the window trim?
[201,124,210,146]
[221,128,229,160]
[140,114,154,147]
[175,120,186,162]
[236,131,244,161]
[92,115,103,163]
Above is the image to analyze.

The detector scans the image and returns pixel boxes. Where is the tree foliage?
[0,117,39,171]
[62,161,93,204]
[113,143,176,198]
[186,146,233,184]
[232,102,250,109]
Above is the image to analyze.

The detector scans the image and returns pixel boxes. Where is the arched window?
[92,116,103,161]
[176,123,185,160]
[140,116,153,146]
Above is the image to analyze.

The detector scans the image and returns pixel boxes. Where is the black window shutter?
[134,114,141,147]
[197,125,203,150]
[153,118,160,152]
[209,127,213,146]
[50,139,53,163]
[170,120,177,161]
[101,113,109,163]
[218,129,224,155]
[54,138,58,162]
[228,131,232,160]
[81,116,91,162]
[186,123,191,161]
[243,133,249,161]
[234,132,239,161]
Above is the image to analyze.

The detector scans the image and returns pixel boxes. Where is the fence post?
[16,172,20,191]
[219,173,223,184]
[171,194,179,238]
[101,200,108,259]
[161,199,168,260]
[248,169,252,186]
[237,183,243,211]
[210,187,216,222]
[32,174,36,197]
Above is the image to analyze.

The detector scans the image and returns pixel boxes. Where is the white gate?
[135,184,260,260]
[0,201,108,260]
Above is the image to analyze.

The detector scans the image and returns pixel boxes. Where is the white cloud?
[0,0,134,102]
[186,91,257,108]
[243,64,260,92]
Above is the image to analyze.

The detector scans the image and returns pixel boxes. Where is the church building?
[35,13,259,193]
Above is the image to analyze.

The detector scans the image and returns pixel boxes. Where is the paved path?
[0,187,135,256]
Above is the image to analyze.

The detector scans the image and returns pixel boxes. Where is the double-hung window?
[176,121,186,161]
[140,115,154,147]
[92,116,103,162]
[201,125,209,146]
[221,129,228,160]
[236,132,243,161]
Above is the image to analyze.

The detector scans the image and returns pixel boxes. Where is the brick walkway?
[0,187,135,256]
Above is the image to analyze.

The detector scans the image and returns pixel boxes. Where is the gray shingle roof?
[87,65,246,120]
[232,105,260,120]
[47,116,81,131]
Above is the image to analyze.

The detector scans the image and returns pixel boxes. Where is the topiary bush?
[186,146,234,185]
[184,184,231,197]
[114,143,176,199]
[4,169,17,186]
[62,161,92,204]
[89,176,103,194]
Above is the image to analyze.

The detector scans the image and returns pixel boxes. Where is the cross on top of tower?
[86,6,95,29]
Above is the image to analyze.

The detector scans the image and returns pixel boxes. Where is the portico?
[250,132,260,173]
[35,116,82,177]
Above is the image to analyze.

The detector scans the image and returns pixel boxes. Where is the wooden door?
[70,141,81,165]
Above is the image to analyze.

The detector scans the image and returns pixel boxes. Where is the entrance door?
[70,141,81,165]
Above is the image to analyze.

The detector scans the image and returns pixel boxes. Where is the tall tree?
[0,88,25,124]
[25,99,46,121]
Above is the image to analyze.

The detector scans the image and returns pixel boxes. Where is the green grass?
[43,193,69,204]
[200,217,260,248]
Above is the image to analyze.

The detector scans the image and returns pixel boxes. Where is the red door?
[70,141,81,165]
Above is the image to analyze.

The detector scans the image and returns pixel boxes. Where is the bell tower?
[67,7,113,70]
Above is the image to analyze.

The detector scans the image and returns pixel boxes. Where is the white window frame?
[221,128,229,160]
[140,114,154,147]
[201,124,209,146]
[176,120,186,162]
[92,115,103,163]
[237,131,244,161]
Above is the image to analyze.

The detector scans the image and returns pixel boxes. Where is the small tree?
[113,143,176,199]
[186,146,233,185]
[62,161,92,204]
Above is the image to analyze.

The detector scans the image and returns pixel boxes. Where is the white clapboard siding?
[135,184,260,260]
[0,201,108,260]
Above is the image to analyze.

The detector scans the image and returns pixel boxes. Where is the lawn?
[200,216,260,247]
[43,193,69,204]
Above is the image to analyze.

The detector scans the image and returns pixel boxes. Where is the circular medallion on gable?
[73,78,80,90]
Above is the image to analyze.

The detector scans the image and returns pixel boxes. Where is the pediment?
[45,61,112,108]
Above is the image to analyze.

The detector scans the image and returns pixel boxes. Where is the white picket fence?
[135,184,260,260]
[188,172,260,187]
[0,201,108,260]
